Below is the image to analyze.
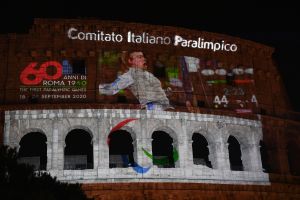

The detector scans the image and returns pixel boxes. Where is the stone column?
[177,120,191,168]
[92,138,98,169]
[97,117,110,169]
[173,140,180,168]
[171,136,190,169]
[52,119,64,170]
[14,144,20,151]
[208,136,230,170]
[241,142,263,172]
[3,113,10,145]
[136,138,153,167]
[88,117,99,170]
[46,141,52,170]
[98,131,109,169]
[186,140,194,167]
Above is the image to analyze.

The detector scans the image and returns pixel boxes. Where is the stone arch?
[18,131,47,170]
[227,127,265,172]
[64,128,94,169]
[151,126,178,142]
[188,127,214,146]
[108,128,136,168]
[146,120,179,140]
[226,128,249,148]
[119,125,137,141]
[120,126,138,163]
[227,135,244,171]
[192,132,212,168]
[65,125,94,142]
[151,126,178,168]
[18,128,48,145]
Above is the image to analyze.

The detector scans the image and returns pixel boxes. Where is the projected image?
[186,57,257,113]
[107,118,179,173]
[99,51,171,111]
[98,50,258,113]
[17,48,258,114]
[19,59,87,102]
[98,50,196,111]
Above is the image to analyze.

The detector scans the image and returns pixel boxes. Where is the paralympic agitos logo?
[107,118,179,174]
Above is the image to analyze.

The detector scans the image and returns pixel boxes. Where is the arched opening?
[64,129,93,170]
[152,131,175,168]
[192,133,212,168]
[18,132,47,170]
[260,140,270,173]
[228,135,244,171]
[109,130,135,168]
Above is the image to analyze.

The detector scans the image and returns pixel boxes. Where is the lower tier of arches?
[4,109,268,184]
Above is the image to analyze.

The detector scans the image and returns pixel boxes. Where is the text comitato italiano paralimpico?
[67,27,238,52]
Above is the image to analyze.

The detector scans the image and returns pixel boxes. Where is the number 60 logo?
[20,61,62,85]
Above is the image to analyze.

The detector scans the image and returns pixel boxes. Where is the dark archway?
[228,135,244,171]
[109,130,135,168]
[260,140,270,173]
[18,132,47,170]
[152,131,175,168]
[64,129,93,170]
[192,133,212,168]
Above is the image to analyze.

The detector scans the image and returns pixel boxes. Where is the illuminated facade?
[4,109,266,184]
[1,19,300,199]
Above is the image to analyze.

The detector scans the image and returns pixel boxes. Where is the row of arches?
[17,129,268,172]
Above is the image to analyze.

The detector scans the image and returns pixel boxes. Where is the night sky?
[1,2,299,111]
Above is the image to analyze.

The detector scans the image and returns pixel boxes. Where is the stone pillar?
[93,117,102,169]
[136,138,153,167]
[208,137,230,170]
[177,120,190,168]
[46,141,52,170]
[3,113,10,145]
[96,116,110,169]
[92,138,99,169]
[98,126,109,169]
[241,142,263,172]
[52,119,64,170]
[186,140,194,167]
[173,140,180,168]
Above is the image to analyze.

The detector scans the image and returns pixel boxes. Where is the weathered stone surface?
[4,109,267,184]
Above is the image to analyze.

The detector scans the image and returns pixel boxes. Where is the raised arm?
[99,71,134,95]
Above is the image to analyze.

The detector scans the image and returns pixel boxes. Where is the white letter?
[174,35,183,46]
[224,44,230,51]
[85,32,97,40]
[127,31,131,43]
[163,37,171,45]
[115,34,123,42]
[68,27,78,39]
[77,32,85,40]
[213,43,221,51]
[230,44,238,52]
